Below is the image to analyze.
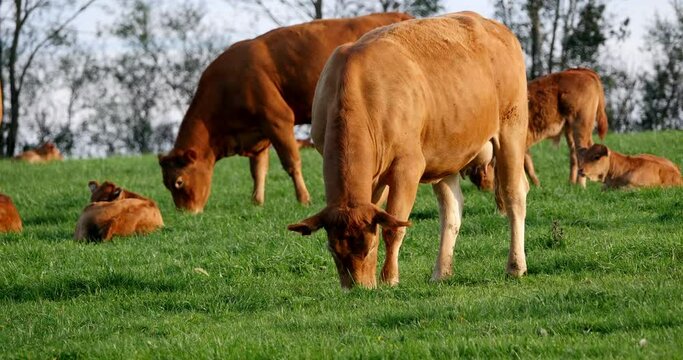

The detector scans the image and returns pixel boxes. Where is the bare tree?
[0,0,97,157]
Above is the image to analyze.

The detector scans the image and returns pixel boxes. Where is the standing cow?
[524,68,608,187]
[465,68,609,190]
[288,12,529,289]
[158,13,412,213]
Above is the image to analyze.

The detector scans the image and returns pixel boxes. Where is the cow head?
[158,148,212,213]
[37,142,64,160]
[288,203,410,289]
[579,144,610,182]
[89,181,123,202]
[463,163,495,191]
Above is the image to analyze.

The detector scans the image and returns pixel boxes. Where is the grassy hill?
[1,131,682,358]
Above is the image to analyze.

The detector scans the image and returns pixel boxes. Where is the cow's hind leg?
[524,151,541,186]
[497,112,529,277]
[565,127,581,186]
[261,103,311,205]
[250,147,270,205]
[431,173,464,281]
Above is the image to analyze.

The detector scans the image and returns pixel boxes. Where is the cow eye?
[175,177,184,189]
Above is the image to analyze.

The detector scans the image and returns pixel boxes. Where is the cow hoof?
[380,274,400,286]
[505,265,527,278]
[252,197,265,206]
[430,270,452,282]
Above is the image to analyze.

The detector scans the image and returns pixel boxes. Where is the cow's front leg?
[249,147,270,205]
[380,160,424,286]
[261,107,311,205]
[431,173,464,281]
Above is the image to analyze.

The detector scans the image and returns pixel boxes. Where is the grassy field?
[0,131,682,359]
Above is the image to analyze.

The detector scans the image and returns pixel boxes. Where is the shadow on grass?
[410,209,438,221]
[0,272,186,303]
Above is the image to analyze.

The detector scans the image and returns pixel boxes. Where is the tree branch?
[17,0,98,92]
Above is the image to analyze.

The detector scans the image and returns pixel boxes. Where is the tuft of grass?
[0,131,682,358]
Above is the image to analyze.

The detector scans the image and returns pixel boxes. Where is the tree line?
[0,0,680,157]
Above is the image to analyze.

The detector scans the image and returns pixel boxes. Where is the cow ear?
[88,181,99,193]
[373,208,411,230]
[112,188,122,199]
[288,211,325,236]
[184,149,198,164]
[595,144,609,157]
[158,153,166,164]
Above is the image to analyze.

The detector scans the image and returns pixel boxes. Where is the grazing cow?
[579,144,682,188]
[88,180,146,202]
[158,13,413,213]
[467,68,609,189]
[75,182,163,242]
[0,194,22,233]
[288,12,529,289]
[14,142,64,164]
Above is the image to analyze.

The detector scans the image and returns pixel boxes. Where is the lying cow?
[579,144,682,188]
[14,142,64,164]
[158,13,412,213]
[75,181,163,242]
[289,12,529,289]
[0,193,22,233]
[88,180,146,202]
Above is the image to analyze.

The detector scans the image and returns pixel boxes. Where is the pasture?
[1,131,682,358]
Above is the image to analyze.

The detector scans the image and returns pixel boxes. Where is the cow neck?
[174,97,217,164]
[175,117,215,161]
[322,120,376,207]
[607,151,629,180]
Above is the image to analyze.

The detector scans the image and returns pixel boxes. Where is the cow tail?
[596,81,608,140]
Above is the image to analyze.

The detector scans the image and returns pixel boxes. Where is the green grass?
[1,131,682,359]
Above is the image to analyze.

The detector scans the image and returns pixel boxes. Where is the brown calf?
[289,12,529,289]
[75,182,163,242]
[14,142,64,164]
[579,144,682,188]
[0,194,22,233]
[88,180,146,202]
[525,68,608,187]
[468,68,609,190]
[158,13,412,213]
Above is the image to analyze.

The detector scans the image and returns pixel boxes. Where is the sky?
[215,0,674,72]
[73,0,673,71]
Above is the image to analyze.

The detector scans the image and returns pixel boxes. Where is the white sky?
[75,0,672,71]
[222,0,672,71]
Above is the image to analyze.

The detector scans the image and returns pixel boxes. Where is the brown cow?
[75,182,163,242]
[14,142,64,164]
[467,68,609,189]
[288,12,529,289]
[525,68,608,187]
[158,13,412,213]
[88,180,146,202]
[0,193,22,233]
[579,144,682,188]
